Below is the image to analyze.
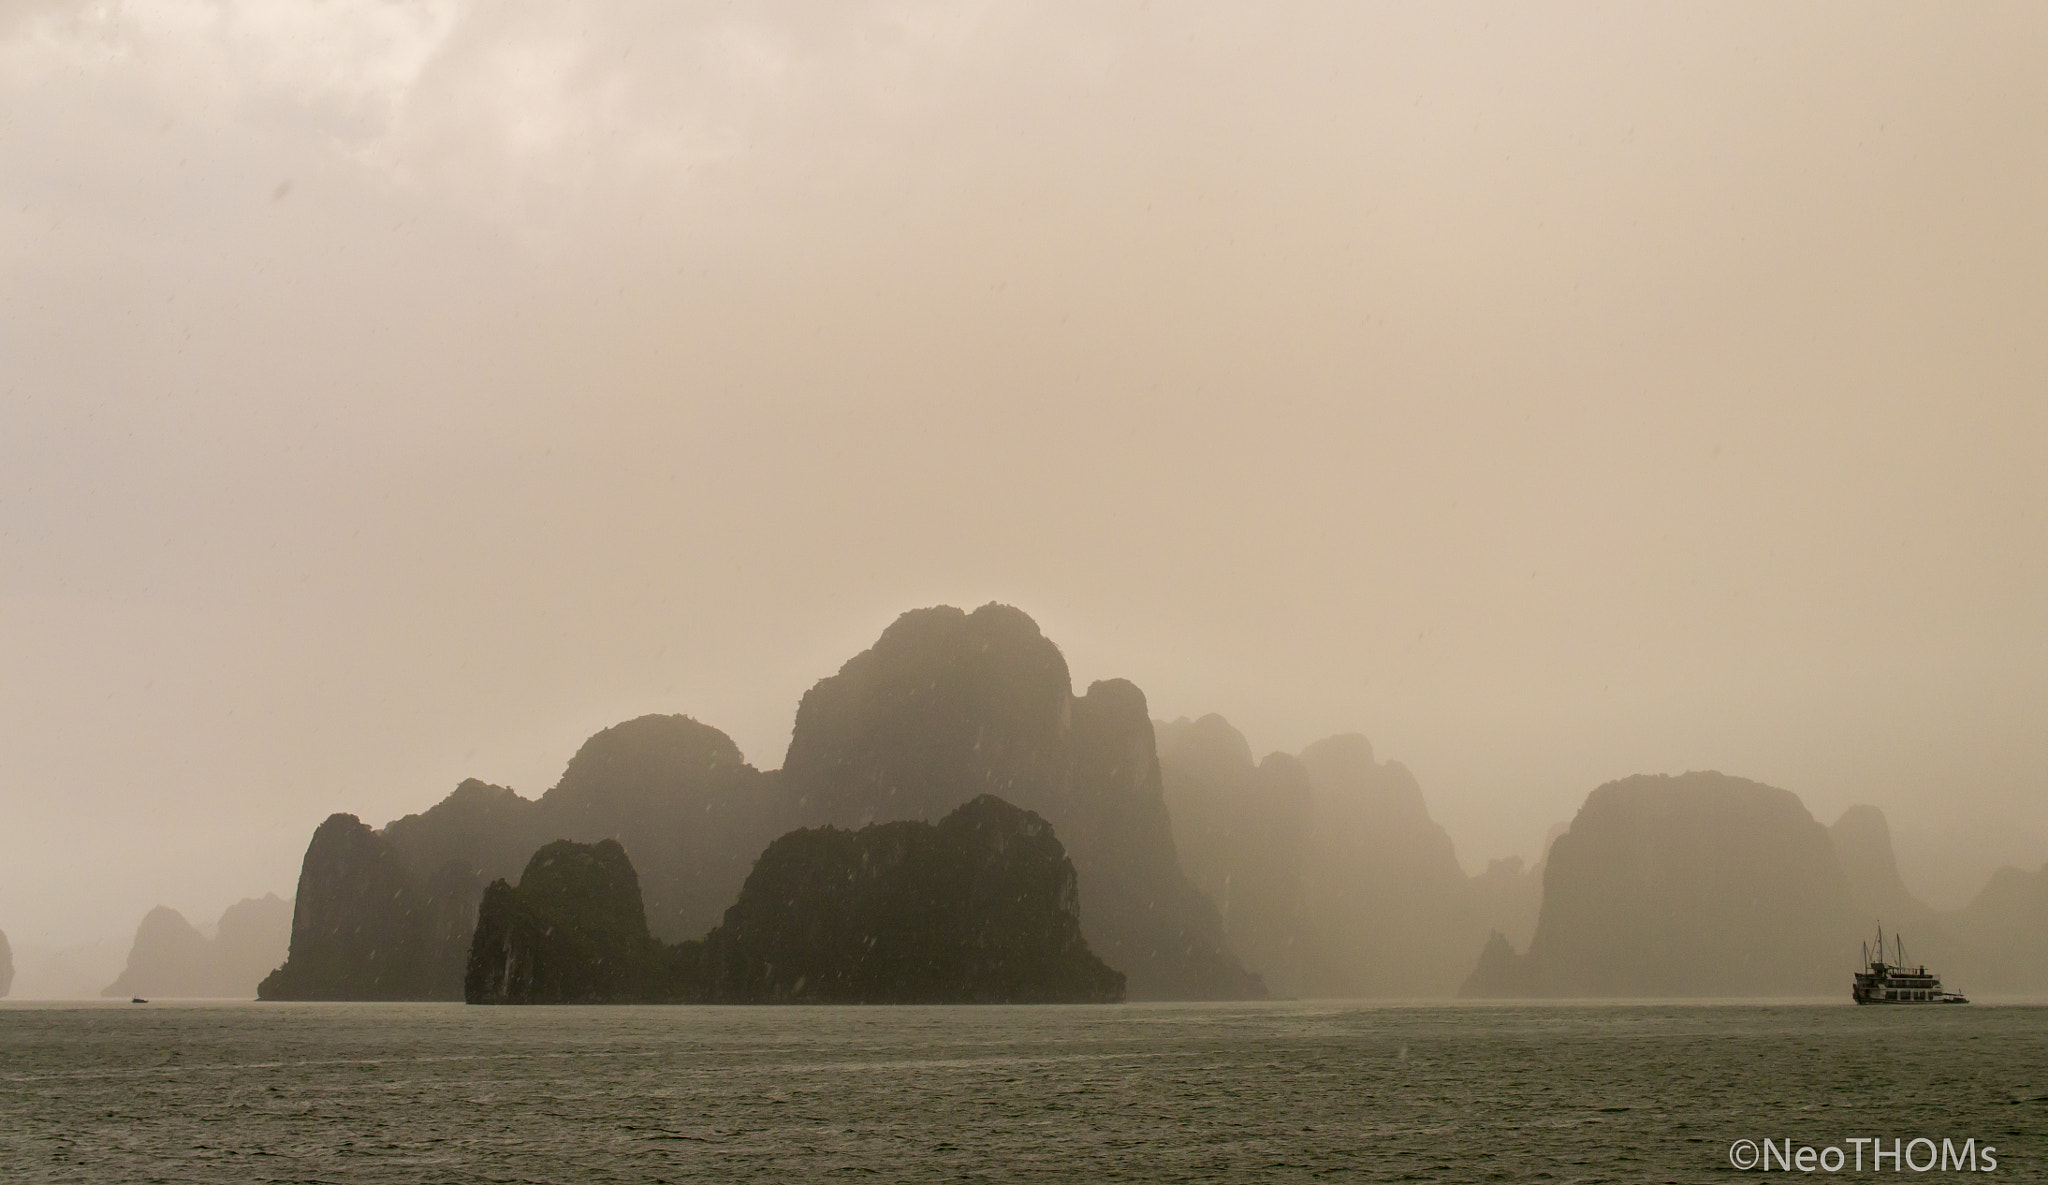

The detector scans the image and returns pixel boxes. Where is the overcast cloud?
[3,1,2045,952]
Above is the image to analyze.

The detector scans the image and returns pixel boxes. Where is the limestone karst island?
[222,603,2048,1007]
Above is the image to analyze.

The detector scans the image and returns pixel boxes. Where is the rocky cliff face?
[1829,805,1937,932]
[382,780,544,897]
[1298,734,1486,997]
[103,894,291,999]
[779,604,1259,1000]
[259,815,483,1000]
[1155,715,1322,996]
[540,715,781,943]
[383,719,779,945]
[464,797,1123,1005]
[270,716,780,1000]
[1157,715,1514,998]
[1469,856,1544,953]
[466,839,684,1004]
[1062,681,1262,999]
[698,794,1124,1004]
[1822,803,1976,977]
[1463,772,1862,997]
[275,604,1255,1001]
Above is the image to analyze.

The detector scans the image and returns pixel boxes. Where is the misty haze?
[2,2,2044,1181]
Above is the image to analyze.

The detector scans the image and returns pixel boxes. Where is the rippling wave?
[2,1001,2041,1182]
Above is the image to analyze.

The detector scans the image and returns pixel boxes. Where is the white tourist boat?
[1851,925,1967,1005]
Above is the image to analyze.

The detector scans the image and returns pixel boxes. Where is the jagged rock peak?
[1828,803,1930,919]
[1461,931,1533,998]
[443,778,531,810]
[870,603,1063,671]
[1154,712,1318,997]
[548,714,750,812]
[1301,732,1375,772]
[103,908,207,997]
[384,780,534,848]
[787,605,1071,739]
[1299,733,1434,823]
[1156,714,1258,773]
[780,603,1077,826]
[278,602,1258,1002]
[1830,804,1901,872]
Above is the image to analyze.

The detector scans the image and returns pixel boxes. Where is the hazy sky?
[4,1,2045,952]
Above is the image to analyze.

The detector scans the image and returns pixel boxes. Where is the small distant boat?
[130,997,148,1004]
[1852,925,1967,1005]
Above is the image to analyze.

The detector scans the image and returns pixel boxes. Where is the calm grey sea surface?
[1,1001,2042,1183]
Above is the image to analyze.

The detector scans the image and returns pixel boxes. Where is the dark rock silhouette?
[383,721,779,945]
[268,717,782,999]
[103,894,291,999]
[275,605,1275,1001]
[781,605,1260,1000]
[1462,772,1862,997]
[382,780,544,899]
[782,605,1073,829]
[259,815,483,1000]
[0,929,11,998]
[416,860,491,999]
[698,794,1124,1003]
[466,839,685,1004]
[540,715,780,942]
[465,797,1123,1005]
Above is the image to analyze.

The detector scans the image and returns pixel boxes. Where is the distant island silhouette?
[1463,773,2048,997]
[104,895,290,1000]
[1156,715,1542,998]
[251,603,2048,1003]
[264,605,1257,1002]
[1462,773,1862,996]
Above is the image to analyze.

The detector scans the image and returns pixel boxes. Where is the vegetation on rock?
[466,839,688,1004]
[464,796,1124,1005]
[698,794,1124,1003]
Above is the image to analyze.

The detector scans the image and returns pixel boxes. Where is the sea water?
[1,1001,2042,1182]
